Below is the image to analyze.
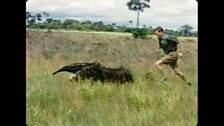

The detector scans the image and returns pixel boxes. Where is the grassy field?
[26,29,197,126]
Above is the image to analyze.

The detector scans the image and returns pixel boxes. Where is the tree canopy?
[26,11,197,37]
[127,0,150,28]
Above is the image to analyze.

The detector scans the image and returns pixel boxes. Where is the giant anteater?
[52,62,134,84]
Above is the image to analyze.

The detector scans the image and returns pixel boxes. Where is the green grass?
[26,30,197,126]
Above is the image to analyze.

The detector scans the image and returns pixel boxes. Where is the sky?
[26,0,197,31]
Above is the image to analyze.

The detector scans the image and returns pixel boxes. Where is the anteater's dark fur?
[52,62,134,84]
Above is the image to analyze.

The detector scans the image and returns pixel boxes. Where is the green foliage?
[104,25,115,32]
[131,28,149,39]
[63,19,80,29]
[26,11,197,37]
[92,21,105,31]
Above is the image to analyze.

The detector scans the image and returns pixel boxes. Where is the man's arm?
[177,43,183,58]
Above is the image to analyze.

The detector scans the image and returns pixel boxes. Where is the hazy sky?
[26,0,197,31]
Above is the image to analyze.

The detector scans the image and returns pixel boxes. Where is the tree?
[42,12,50,23]
[127,0,150,28]
[26,12,32,20]
[180,24,193,36]
[81,20,92,25]
[46,18,53,24]
[112,23,116,29]
[35,13,42,23]
[46,19,62,30]
[42,12,49,18]
[27,18,36,27]
[63,19,80,29]
[129,20,133,28]
[92,21,104,31]
[26,12,32,27]
[104,25,115,32]
[26,12,36,27]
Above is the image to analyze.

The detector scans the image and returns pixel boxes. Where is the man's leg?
[173,67,191,86]
[154,60,167,83]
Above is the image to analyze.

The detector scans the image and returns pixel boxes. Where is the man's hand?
[178,51,183,58]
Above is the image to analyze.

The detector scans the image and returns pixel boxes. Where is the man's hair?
[153,26,163,32]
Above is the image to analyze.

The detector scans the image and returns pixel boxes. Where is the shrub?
[131,28,149,39]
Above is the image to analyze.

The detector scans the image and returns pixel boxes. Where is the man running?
[153,26,192,86]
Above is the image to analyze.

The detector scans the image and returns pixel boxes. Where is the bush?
[131,28,149,39]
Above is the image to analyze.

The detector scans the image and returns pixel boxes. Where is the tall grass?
[26,30,197,126]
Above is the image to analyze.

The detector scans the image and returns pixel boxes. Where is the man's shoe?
[187,81,192,86]
[156,77,167,84]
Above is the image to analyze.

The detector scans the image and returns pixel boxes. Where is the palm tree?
[127,0,150,28]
